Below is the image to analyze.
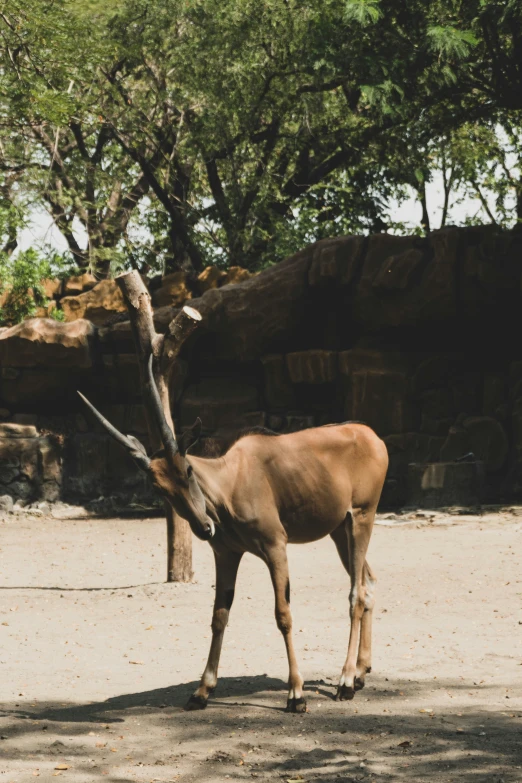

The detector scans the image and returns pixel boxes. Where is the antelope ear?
[178,417,202,456]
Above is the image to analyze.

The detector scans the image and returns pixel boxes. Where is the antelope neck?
[188,455,229,509]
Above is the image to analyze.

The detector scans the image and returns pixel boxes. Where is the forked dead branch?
[79,270,389,712]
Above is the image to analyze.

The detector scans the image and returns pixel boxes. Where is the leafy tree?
[0,0,152,277]
[2,0,522,283]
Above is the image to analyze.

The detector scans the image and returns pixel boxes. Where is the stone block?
[286,350,338,384]
[63,273,97,295]
[451,373,481,415]
[338,348,412,377]
[41,277,63,299]
[371,248,425,290]
[267,414,285,431]
[261,355,295,409]
[420,415,454,437]
[349,369,412,436]
[19,446,38,480]
[42,481,61,502]
[440,416,508,472]
[98,320,135,352]
[0,368,86,408]
[352,229,459,329]
[413,356,455,393]
[212,411,267,439]
[1,367,19,380]
[384,433,444,479]
[72,433,109,482]
[308,236,365,286]
[0,423,37,438]
[126,405,149,435]
[151,272,191,308]
[224,267,253,286]
[106,437,145,481]
[189,247,313,360]
[198,265,227,293]
[180,378,259,432]
[12,414,38,426]
[483,375,506,417]
[0,495,13,513]
[420,388,455,419]
[0,318,94,368]
[38,437,63,483]
[0,467,19,483]
[5,479,34,501]
[407,461,485,508]
[285,414,315,432]
[62,279,126,325]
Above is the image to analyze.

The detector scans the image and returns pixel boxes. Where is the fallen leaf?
[419,708,433,713]
[54,765,69,770]
[398,741,411,748]
[129,660,144,665]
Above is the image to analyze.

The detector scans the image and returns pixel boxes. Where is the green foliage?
[344,0,383,26]
[0,0,522,278]
[426,26,478,58]
[0,250,51,326]
[49,307,66,322]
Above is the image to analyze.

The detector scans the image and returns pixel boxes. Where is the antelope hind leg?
[331,509,375,702]
[354,561,376,692]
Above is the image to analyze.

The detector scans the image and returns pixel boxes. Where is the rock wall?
[1,224,522,507]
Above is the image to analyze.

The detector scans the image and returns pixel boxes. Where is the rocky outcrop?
[0,318,95,368]
[1,226,522,507]
[63,273,97,295]
[197,265,253,293]
[61,279,127,325]
[188,248,313,360]
[151,271,192,308]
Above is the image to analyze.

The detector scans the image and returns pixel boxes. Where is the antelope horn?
[77,392,151,472]
[145,353,179,459]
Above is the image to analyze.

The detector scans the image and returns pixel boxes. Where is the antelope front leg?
[185,547,243,711]
[266,544,306,713]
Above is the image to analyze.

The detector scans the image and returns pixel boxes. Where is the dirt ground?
[0,507,521,783]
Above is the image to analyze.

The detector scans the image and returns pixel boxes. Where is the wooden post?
[116,271,201,583]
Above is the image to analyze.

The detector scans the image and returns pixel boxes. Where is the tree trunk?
[419,182,431,234]
[116,270,201,582]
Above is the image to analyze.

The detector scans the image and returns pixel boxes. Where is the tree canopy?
[0,0,521,280]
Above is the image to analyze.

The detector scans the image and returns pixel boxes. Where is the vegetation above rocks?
[0,0,521,291]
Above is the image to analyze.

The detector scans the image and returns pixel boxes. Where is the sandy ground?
[0,507,521,783]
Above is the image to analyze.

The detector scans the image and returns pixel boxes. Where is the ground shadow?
[0,674,288,725]
[1,675,521,781]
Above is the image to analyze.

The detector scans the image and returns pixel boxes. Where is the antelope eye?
[187,464,193,479]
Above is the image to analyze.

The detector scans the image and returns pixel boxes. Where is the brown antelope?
[79,355,388,712]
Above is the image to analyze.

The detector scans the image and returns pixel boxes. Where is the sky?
[17,170,499,257]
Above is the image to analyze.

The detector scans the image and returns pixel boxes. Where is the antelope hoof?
[354,676,365,692]
[336,683,355,701]
[184,693,208,711]
[286,696,307,713]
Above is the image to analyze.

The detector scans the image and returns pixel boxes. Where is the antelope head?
[78,355,214,541]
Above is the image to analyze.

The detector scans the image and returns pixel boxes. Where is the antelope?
[79,355,388,713]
